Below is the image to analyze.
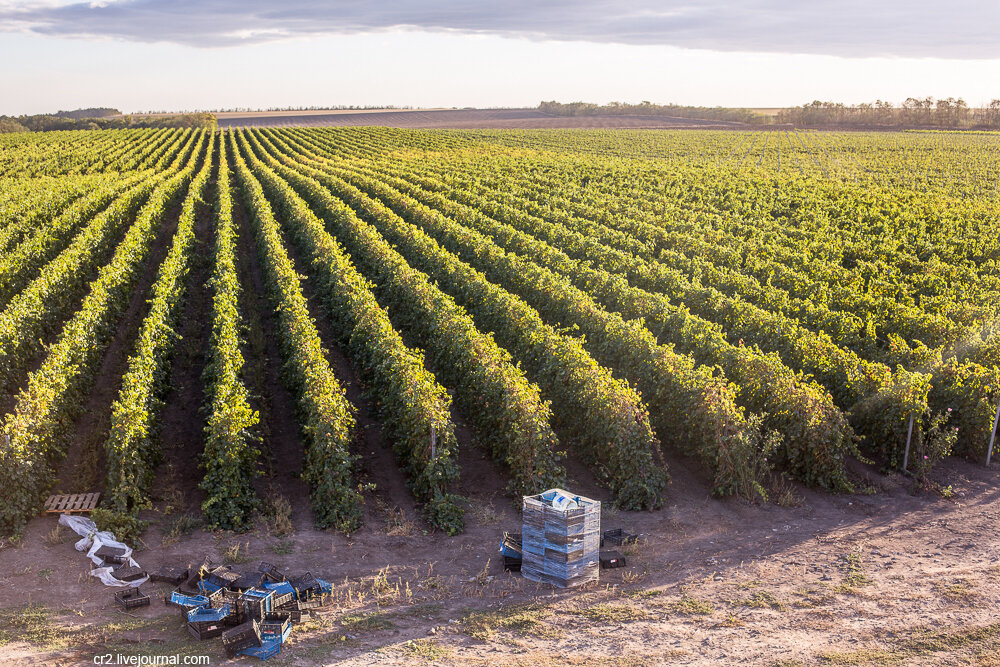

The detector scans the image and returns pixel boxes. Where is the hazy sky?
[2,0,999,115]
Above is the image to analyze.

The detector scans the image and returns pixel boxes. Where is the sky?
[1,0,999,116]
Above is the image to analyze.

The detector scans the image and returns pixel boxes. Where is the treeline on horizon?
[540,98,1000,129]
[538,100,765,124]
[777,98,1000,129]
[0,109,217,133]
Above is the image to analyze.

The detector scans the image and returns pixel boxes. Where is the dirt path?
[3,450,997,666]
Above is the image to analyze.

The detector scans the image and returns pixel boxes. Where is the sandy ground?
[1,448,997,667]
[214,108,744,130]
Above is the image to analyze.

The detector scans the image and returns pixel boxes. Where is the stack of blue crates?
[520,489,600,588]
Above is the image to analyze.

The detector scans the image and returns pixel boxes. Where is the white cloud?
[0,0,997,58]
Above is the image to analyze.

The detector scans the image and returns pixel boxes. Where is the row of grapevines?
[413,161,935,369]
[0,130,200,393]
[256,131,667,510]
[337,149,929,467]
[0,131,207,535]
[359,149,990,461]
[270,129,854,489]
[0,171,153,309]
[239,130,564,504]
[237,131,471,532]
[199,132,262,530]
[99,132,216,534]
[0,174,105,252]
[229,133,363,533]
[323,156,781,500]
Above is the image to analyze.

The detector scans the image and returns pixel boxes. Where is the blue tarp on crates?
[168,592,209,609]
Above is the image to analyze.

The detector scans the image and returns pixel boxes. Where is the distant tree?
[0,117,27,133]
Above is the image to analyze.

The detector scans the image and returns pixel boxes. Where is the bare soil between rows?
[1,452,997,666]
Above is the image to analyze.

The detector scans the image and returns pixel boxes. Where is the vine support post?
[430,424,436,461]
[986,399,1000,466]
[902,414,915,472]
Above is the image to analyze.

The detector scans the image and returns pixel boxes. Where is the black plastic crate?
[187,620,225,640]
[112,565,146,582]
[600,528,639,548]
[179,565,206,595]
[222,619,262,657]
[261,612,291,639]
[232,571,267,591]
[241,588,275,621]
[503,556,522,572]
[149,566,189,585]
[95,545,128,565]
[275,599,311,620]
[114,587,150,611]
[289,572,317,593]
[258,561,287,582]
[599,550,626,569]
[218,590,248,626]
[185,557,216,585]
[205,566,241,588]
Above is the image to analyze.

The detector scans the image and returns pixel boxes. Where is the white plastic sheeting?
[58,514,148,587]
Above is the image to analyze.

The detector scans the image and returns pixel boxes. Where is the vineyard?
[1,126,999,542]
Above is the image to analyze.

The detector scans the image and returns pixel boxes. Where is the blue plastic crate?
[168,592,209,609]
[187,604,230,623]
[500,532,522,558]
[316,578,332,594]
[197,579,222,594]
[263,581,295,606]
[238,638,281,660]
[243,588,274,607]
[263,581,295,597]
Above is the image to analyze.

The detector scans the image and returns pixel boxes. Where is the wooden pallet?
[44,493,100,514]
